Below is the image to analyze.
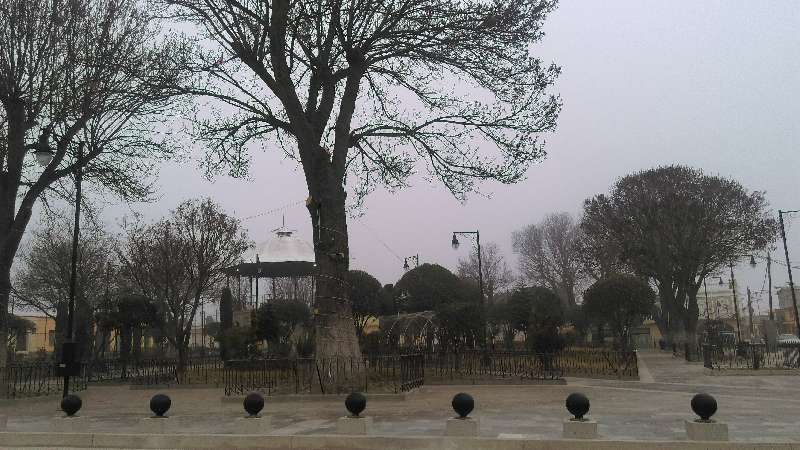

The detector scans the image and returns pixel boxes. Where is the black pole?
[255,255,260,309]
[767,253,774,321]
[452,231,486,348]
[778,211,800,338]
[475,231,485,348]
[703,278,711,342]
[730,264,742,342]
[747,286,755,339]
[63,142,83,398]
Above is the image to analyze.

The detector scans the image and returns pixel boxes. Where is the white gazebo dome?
[226,227,316,277]
[243,228,315,264]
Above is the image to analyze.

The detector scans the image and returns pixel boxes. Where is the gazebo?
[223,226,316,309]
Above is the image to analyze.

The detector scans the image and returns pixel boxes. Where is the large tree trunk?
[307,172,362,393]
[0,99,29,368]
[684,287,701,361]
[0,267,11,367]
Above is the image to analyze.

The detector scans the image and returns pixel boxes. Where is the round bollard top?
[243,392,265,417]
[691,393,717,422]
[150,393,171,417]
[61,394,82,417]
[451,392,474,419]
[565,392,590,420]
[345,392,367,417]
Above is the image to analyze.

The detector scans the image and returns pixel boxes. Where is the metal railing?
[86,357,225,386]
[223,354,425,396]
[704,343,800,370]
[0,362,87,399]
[556,349,639,379]
[423,349,637,382]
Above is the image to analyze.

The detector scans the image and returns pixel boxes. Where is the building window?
[48,330,56,346]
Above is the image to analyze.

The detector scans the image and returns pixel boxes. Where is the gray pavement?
[1,350,798,443]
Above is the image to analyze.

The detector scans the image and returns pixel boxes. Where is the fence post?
[753,345,761,370]
[702,344,712,369]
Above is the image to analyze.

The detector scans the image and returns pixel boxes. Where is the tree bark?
[0,268,12,366]
[0,99,28,368]
[307,168,362,393]
[684,286,701,360]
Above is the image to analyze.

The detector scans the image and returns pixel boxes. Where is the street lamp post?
[62,142,85,397]
[727,255,758,344]
[30,139,82,397]
[767,253,774,321]
[729,264,742,342]
[451,231,485,348]
[778,210,800,339]
[746,287,755,340]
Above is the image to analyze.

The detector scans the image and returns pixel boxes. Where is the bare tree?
[12,215,117,361]
[457,242,514,305]
[512,213,583,309]
[118,198,251,369]
[0,0,186,365]
[162,0,561,362]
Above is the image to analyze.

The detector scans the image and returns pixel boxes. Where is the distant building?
[698,281,744,322]
[774,306,798,336]
[12,315,56,355]
[777,285,800,310]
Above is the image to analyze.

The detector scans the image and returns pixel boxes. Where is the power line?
[241,199,305,221]
[352,217,404,262]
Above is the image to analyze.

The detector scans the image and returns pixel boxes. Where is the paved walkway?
[1,351,798,443]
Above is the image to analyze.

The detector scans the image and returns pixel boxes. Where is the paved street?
[1,351,799,443]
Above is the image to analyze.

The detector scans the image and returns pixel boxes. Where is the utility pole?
[730,264,742,342]
[778,210,800,339]
[767,253,774,321]
[747,287,755,339]
[703,278,711,342]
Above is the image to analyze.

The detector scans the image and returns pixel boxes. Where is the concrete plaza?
[1,351,799,445]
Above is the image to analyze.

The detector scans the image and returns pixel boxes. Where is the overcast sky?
[93,0,800,316]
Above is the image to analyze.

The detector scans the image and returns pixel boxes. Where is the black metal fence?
[423,349,637,382]
[557,349,639,379]
[704,343,800,370]
[86,357,225,386]
[2,348,636,399]
[223,354,425,396]
[0,362,88,399]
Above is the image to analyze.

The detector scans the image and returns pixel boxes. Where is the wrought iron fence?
[0,362,87,399]
[86,357,225,386]
[704,343,800,370]
[556,349,638,379]
[424,351,560,382]
[223,354,424,396]
[423,349,637,382]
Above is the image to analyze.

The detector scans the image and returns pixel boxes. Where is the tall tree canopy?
[162,0,561,362]
[0,0,185,366]
[395,263,468,313]
[582,165,776,349]
[513,212,583,309]
[347,269,383,338]
[582,273,655,350]
[505,285,562,353]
